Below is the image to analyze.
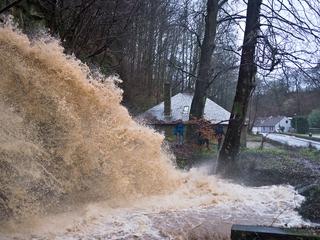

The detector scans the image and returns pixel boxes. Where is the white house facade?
[275,117,292,132]
[252,116,292,134]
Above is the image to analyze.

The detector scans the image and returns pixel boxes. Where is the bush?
[291,116,309,134]
[308,109,320,128]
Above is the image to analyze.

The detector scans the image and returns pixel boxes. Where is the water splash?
[0,22,180,220]
[0,170,307,239]
[0,22,310,239]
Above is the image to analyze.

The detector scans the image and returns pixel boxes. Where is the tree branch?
[0,0,24,15]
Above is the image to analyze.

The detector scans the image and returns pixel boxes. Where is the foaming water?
[0,21,180,219]
[0,22,310,239]
[0,170,308,239]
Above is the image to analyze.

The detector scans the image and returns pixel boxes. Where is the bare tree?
[217,0,320,174]
[217,0,262,174]
[189,0,227,119]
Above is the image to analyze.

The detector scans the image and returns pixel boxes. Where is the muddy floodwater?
[0,169,308,239]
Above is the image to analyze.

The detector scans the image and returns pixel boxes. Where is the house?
[138,88,247,145]
[252,116,292,134]
[138,92,231,124]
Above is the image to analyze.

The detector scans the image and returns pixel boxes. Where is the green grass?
[247,134,263,142]
[242,146,288,156]
[166,135,175,142]
[299,148,320,161]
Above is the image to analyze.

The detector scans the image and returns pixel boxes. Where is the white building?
[138,92,231,124]
[252,116,292,134]
[137,92,247,146]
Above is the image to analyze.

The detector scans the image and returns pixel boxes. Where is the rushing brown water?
[0,22,310,239]
[0,21,180,218]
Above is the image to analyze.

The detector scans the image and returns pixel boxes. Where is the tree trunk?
[217,0,262,174]
[189,0,218,119]
[9,0,48,32]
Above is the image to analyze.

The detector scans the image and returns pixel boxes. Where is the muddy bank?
[169,137,320,224]
[223,147,320,223]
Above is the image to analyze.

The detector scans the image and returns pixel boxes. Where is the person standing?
[174,120,185,146]
[215,123,224,150]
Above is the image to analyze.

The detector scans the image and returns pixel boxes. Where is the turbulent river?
[0,21,310,239]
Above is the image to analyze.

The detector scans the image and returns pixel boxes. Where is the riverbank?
[170,136,320,223]
[234,147,320,222]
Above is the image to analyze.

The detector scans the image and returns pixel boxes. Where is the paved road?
[265,133,320,150]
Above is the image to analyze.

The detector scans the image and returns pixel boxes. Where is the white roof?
[139,93,230,124]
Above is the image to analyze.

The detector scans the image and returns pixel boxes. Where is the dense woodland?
[1,0,318,115]
[0,0,240,113]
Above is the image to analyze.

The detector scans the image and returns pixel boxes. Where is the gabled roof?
[254,116,286,127]
[138,93,230,124]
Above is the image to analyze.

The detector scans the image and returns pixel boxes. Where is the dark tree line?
[1,0,239,113]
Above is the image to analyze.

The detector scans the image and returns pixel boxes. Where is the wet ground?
[172,135,320,223]
[0,176,307,239]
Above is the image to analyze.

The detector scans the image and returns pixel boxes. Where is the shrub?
[308,109,320,128]
[291,116,309,134]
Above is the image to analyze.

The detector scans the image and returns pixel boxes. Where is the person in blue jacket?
[174,119,185,146]
[215,123,224,150]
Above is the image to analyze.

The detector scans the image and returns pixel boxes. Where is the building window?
[182,106,189,114]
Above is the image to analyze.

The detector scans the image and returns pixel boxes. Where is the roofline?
[142,92,230,114]
[254,116,288,127]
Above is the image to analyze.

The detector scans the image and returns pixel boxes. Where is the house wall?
[275,117,291,132]
[252,126,275,134]
[262,126,275,133]
[252,127,260,134]
[253,126,274,133]
[252,117,292,134]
